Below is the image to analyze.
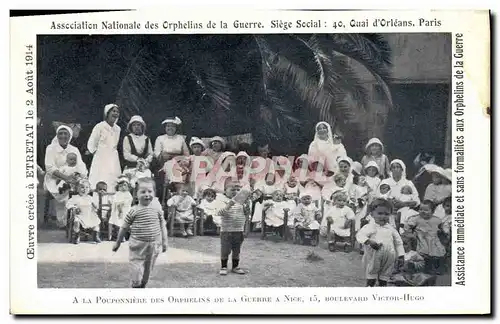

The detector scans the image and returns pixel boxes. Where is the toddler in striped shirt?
[112,177,168,288]
[218,179,248,276]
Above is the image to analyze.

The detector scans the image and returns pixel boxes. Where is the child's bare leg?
[72,219,81,244]
[328,231,336,252]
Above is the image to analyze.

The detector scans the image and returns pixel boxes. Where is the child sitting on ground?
[112,177,168,288]
[389,233,437,286]
[356,198,404,287]
[66,179,101,244]
[167,184,197,237]
[57,152,86,194]
[321,190,356,252]
[405,200,446,275]
[109,176,134,240]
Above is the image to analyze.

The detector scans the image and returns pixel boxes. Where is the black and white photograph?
[9,9,490,315]
[36,32,453,288]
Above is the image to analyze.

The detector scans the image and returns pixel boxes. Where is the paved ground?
[37,229,451,288]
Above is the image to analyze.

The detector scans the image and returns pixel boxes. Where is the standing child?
[92,181,112,225]
[109,177,134,240]
[321,190,356,252]
[364,161,382,198]
[218,179,248,275]
[356,199,404,287]
[112,178,168,288]
[66,179,102,244]
[405,200,446,275]
[361,138,391,179]
[167,184,197,237]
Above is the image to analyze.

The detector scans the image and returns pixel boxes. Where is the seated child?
[251,172,282,229]
[321,190,355,252]
[356,198,404,287]
[405,200,447,275]
[123,159,153,190]
[92,181,112,221]
[167,184,197,237]
[322,173,347,215]
[163,156,191,192]
[284,176,300,201]
[262,189,297,230]
[389,233,437,286]
[57,152,86,194]
[109,176,134,240]
[291,192,321,231]
[364,161,382,199]
[198,188,224,229]
[396,184,419,232]
[66,179,101,244]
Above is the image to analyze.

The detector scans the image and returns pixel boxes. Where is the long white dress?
[87,121,121,191]
[66,194,101,229]
[109,191,133,226]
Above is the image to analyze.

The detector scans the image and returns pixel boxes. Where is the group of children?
[51,113,453,288]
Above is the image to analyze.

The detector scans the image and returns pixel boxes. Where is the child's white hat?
[189,136,206,149]
[423,164,452,181]
[162,117,182,125]
[442,168,453,182]
[351,161,363,175]
[337,155,352,165]
[236,151,250,159]
[365,137,384,152]
[365,161,380,173]
[127,115,146,132]
[117,176,130,185]
[210,136,226,148]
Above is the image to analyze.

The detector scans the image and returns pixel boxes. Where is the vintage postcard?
[9,8,490,315]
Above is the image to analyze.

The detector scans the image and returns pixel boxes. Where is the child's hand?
[227,200,235,207]
[162,243,168,253]
[367,239,381,250]
[326,216,333,224]
[112,241,121,252]
[75,207,81,214]
[397,255,405,270]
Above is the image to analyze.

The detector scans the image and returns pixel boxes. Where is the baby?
[292,193,321,231]
[396,185,419,232]
[262,189,297,230]
[198,188,224,229]
[377,183,392,200]
[66,179,101,244]
[124,159,153,189]
[57,152,84,194]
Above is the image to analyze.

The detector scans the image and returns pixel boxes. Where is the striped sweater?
[123,205,165,242]
[219,202,246,232]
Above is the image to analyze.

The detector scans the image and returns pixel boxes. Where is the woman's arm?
[87,123,101,154]
[181,139,190,156]
[146,138,154,163]
[153,136,163,159]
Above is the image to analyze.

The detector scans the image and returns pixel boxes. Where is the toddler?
[377,183,392,200]
[322,174,347,216]
[198,188,224,230]
[321,190,356,252]
[109,177,134,240]
[292,192,321,231]
[218,179,248,275]
[364,161,382,197]
[92,181,112,223]
[252,172,281,229]
[112,178,168,288]
[167,184,197,237]
[424,167,452,206]
[405,200,446,275]
[57,152,86,194]
[66,179,101,244]
[356,198,404,287]
[361,138,391,179]
[284,176,300,201]
[262,189,296,230]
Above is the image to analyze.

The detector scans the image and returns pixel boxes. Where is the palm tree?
[115,34,393,156]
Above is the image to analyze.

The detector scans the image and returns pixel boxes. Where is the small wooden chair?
[95,192,114,241]
[325,218,356,252]
[260,207,290,241]
[194,207,219,236]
